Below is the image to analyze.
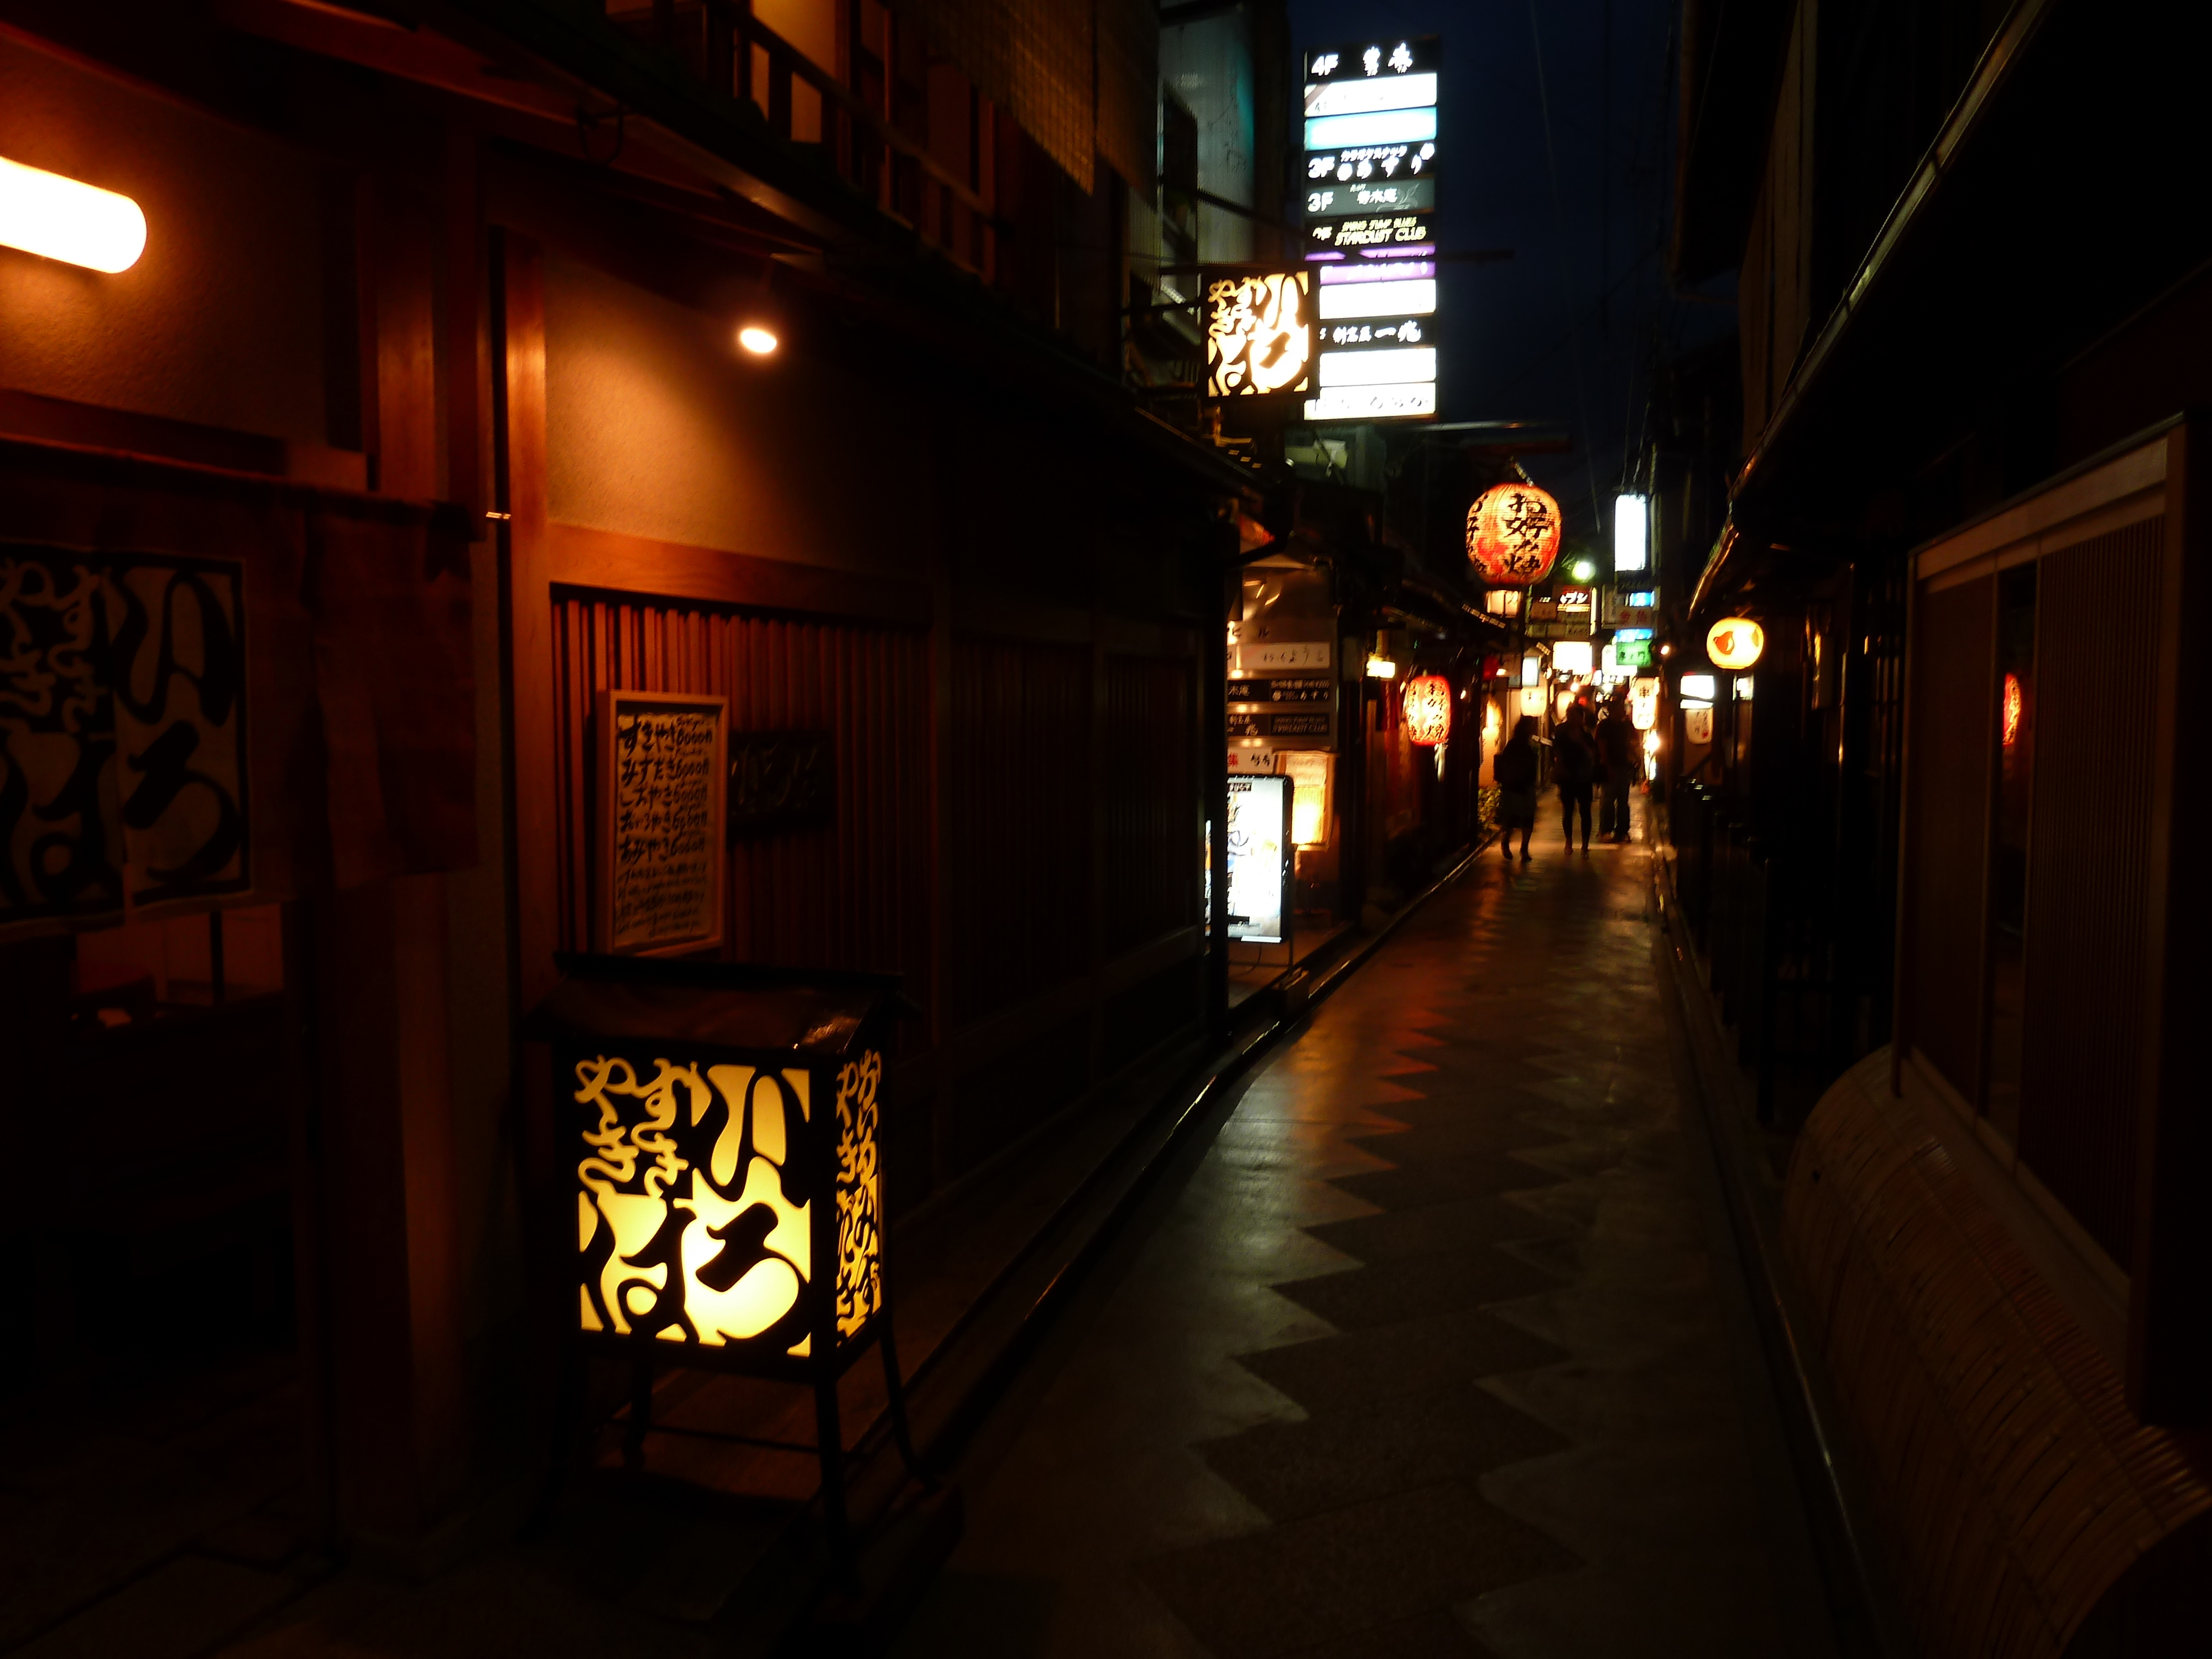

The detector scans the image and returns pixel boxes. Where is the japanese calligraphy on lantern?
[1465,482,1564,586]
[1,544,249,935]
[1206,271,1315,398]
[1403,674,1452,746]
[573,1052,815,1352]
[596,689,726,956]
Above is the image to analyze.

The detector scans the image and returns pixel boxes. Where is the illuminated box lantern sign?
[1206,270,1315,399]
[1302,35,1442,423]
[1465,482,1563,585]
[1705,617,1766,670]
[526,955,922,1534]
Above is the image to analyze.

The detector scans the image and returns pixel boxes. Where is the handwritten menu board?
[595,690,727,955]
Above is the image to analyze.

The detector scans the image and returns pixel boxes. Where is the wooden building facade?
[0,0,1262,1623]
[1660,0,2212,1649]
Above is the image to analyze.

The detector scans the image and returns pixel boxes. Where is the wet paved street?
[895,814,1834,1657]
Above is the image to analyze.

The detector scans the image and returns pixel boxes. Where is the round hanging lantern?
[1403,675,1452,747]
[1706,617,1765,670]
[1464,483,1563,586]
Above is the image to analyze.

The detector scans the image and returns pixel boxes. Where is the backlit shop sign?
[1308,215,1437,251]
[1302,35,1441,423]
[1305,178,1436,218]
[1305,142,1437,184]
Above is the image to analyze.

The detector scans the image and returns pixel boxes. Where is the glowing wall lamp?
[0,156,145,272]
[1706,617,1765,670]
[737,323,779,356]
[526,954,923,1552]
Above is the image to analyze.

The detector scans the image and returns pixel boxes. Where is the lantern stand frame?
[524,954,935,1578]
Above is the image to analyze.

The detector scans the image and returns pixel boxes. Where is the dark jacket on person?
[1495,735,1539,791]
[1597,709,1636,769]
[1552,723,1597,787]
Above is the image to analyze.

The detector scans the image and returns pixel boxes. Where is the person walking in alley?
[1554,701,1597,852]
[1597,696,1637,843]
[1495,714,1541,862]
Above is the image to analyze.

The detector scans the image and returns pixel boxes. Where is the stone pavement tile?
[1278,1608,1502,1659]
[1235,1310,1568,1412]
[1137,1482,1577,1658]
[1274,1245,1558,1331]
[17,1554,296,1659]
[1329,1152,1566,1214]
[1302,1192,1564,1264]
[1196,1378,1570,1522]
[220,1553,723,1659]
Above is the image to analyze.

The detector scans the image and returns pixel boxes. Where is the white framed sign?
[595,688,727,956]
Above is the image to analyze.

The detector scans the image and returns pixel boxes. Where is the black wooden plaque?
[727,729,836,838]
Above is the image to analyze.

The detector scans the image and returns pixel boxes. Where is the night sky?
[1284,0,1732,552]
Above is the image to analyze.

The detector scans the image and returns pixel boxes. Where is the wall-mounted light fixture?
[1364,655,1397,679]
[0,156,145,272]
[736,258,786,357]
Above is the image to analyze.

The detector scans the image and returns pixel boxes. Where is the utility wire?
[1526,0,1607,543]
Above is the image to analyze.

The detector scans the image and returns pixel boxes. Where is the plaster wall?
[540,251,940,581]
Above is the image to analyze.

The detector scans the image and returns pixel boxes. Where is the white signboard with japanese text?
[1303,35,1442,422]
[1225,774,1292,945]
[596,688,727,956]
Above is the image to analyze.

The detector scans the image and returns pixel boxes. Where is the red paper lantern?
[1404,675,1452,747]
[1464,483,1563,586]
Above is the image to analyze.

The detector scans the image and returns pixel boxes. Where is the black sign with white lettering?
[727,729,835,838]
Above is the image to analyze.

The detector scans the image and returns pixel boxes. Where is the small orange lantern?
[1706,617,1765,670]
[1404,675,1452,747]
[1465,482,1564,586]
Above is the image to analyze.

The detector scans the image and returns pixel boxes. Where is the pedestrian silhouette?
[1554,702,1598,852]
[1597,696,1637,842]
[1495,714,1541,862]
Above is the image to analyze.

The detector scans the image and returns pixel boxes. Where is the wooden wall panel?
[550,588,934,1024]
[1102,652,1199,957]
[2019,518,2164,1265]
[1902,573,1995,1105]
[943,634,1092,1029]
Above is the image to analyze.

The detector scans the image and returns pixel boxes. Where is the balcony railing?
[599,1,993,270]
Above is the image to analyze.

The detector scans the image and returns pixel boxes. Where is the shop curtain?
[0,434,476,936]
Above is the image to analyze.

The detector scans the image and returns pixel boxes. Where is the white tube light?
[1317,278,1437,320]
[1302,383,1436,421]
[1303,108,1439,149]
[0,156,145,273]
[1303,74,1438,118]
[1318,347,1436,386]
[1613,492,1648,572]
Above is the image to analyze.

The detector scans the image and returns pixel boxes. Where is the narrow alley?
[896,820,1837,1658]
